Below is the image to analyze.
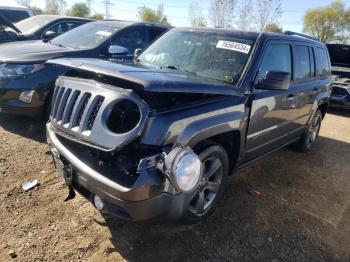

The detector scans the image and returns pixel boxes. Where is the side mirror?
[134,48,143,56]
[108,45,129,56]
[43,30,56,40]
[257,71,291,90]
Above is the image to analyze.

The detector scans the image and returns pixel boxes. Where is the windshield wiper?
[160,65,197,75]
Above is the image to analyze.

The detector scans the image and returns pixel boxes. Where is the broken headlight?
[0,63,46,77]
[164,147,202,192]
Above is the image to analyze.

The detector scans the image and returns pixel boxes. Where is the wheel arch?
[192,130,241,175]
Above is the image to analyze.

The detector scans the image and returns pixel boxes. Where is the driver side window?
[111,27,147,55]
[258,44,292,80]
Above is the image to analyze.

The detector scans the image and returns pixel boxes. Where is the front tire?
[297,110,323,152]
[181,144,229,224]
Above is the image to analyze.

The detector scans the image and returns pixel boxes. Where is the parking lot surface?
[0,110,349,261]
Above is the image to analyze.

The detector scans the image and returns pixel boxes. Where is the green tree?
[31,6,44,15]
[44,0,66,15]
[137,4,170,25]
[303,0,350,43]
[68,3,90,17]
[264,23,282,33]
[90,13,104,20]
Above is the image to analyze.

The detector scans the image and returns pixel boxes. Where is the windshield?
[15,16,55,34]
[51,22,119,50]
[138,29,255,85]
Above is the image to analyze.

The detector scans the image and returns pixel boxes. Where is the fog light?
[93,195,104,210]
[19,90,35,104]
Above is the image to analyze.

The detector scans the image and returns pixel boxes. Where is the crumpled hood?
[47,58,243,96]
[0,41,83,63]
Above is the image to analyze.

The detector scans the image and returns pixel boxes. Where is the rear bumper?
[46,123,190,222]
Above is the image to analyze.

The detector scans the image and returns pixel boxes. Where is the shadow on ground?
[101,136,350,261]
[0,114,46,143]
[328,108,350,118]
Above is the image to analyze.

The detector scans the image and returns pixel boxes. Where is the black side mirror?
[257,71,291,90]
[134,48,143,56]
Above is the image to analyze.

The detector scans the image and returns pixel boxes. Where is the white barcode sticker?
[216,40,251,54]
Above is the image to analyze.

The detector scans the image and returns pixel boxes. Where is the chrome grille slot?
[85,96,104,131]
[52,87,65,119]
[62,90,80,126]
[56,88,71,122]
[72,93,91,129]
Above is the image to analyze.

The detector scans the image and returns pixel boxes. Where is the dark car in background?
[0,3,33,23]
[0,15,93,44]
[0,20,170,118]
[327,44,350,109]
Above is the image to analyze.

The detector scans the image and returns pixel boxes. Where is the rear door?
[245,41,298,161]
[288,44,320,133]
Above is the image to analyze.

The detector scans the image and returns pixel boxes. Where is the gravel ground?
[0,109,349,262]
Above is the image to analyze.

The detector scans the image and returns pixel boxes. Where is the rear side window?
[258,44,292,79]
[294,45,311,81]
[316,48,331,77]
[0,10,30,23]
[112,26,147,55]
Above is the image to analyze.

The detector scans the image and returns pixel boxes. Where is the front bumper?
[47,123,191,222]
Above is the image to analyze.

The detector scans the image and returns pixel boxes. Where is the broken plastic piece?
[22,180,39,191]
[248,189,261,197]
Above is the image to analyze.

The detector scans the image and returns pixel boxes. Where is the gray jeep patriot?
[46,28,332,223]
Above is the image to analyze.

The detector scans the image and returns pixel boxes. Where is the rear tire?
[181,144,229,224]
[297,110,322,153]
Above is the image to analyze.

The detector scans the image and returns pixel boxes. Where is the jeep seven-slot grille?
[51,86,104,132]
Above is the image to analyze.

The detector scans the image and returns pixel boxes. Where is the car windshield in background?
[51,22,119,50]
[15,16,55,34]
[138,29,255,85]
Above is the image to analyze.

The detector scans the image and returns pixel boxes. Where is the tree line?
[16,0,350,43]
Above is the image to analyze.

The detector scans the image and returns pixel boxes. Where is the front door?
[245,42,298,161]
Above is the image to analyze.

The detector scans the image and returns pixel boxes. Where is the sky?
[27,0,350,33]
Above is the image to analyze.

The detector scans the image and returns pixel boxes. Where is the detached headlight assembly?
[0,64,45,77]
[164,147,202,192]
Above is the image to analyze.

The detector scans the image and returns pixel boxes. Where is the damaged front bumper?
[46,122,192,222]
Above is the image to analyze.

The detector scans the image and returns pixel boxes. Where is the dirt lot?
[0,109,349,262]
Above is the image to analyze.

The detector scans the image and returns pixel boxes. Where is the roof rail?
[284,31,319,41]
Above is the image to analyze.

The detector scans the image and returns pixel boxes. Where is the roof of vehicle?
[173,27,325,46]
[0,0,29,9]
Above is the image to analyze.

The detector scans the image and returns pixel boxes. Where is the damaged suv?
[47,28,331,223]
